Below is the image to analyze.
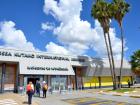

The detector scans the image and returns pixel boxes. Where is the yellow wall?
[83,77,99,87]
[83,76,132,88]
[121,76,131,85]
[101,77,113,86]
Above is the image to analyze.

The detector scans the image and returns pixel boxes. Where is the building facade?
[0,48,133,93]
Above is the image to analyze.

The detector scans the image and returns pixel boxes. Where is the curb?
[129,95,140,98]
[113,94,122,96]
[98,92,140,98]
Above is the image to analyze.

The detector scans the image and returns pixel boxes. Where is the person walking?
[127,79,131,88]
[42,81,48,98]
[26,81,34,105]
[35,80,41,97]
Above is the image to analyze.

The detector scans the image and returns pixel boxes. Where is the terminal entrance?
[27,78,40,86]
[24,76,43,87]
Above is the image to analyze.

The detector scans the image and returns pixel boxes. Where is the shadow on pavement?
[22,101,28,104]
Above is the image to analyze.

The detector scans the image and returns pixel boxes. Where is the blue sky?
[0,0,140,60]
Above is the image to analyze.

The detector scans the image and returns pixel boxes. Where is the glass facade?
[51,75,67,92]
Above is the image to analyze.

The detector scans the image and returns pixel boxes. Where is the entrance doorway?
[24,76,43,88]
[27,78,40,86]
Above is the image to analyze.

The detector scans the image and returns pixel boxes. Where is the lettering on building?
[27,66,68,71]
[0,51,12,57]
[14,53,35,58]
[0,51,69,61]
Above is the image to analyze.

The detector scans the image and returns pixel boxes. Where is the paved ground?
[34,89,140,105]
[0,93,38,105]
[0,99,18,105]
[63,97,138,105]
[1,88,140,105]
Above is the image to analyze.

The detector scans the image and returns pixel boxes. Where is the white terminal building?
[0,48,133,93]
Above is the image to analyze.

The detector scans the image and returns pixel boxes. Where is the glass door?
[51,76,59,91]
[51,75,67,92]
[59,76,67,90]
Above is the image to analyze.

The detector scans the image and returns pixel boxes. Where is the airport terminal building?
[0,48,133,93]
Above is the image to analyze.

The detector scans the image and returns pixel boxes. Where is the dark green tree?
[130,50,140,75]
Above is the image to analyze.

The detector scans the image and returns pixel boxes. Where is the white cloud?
[0,21,36,51]
[45,42,70,55]
[43,0,127,58]
[43,0,82,23]
[91,21,127,59]
[41,22,55,31]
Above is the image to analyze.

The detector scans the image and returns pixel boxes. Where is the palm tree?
[112,0,130,88]
[130,50,140,75]
[91,0,117,89]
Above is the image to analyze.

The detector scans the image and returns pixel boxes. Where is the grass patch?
[105,88,135,93]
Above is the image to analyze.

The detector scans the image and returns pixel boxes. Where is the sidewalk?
[0,93,38,105]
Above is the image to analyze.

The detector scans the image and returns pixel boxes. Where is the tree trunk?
[119,22,124,89]
[107,32,117,90]
[103,32,116,90]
